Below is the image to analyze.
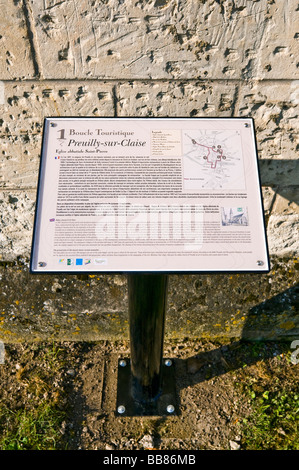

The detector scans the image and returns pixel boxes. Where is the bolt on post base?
[116,357,177,417]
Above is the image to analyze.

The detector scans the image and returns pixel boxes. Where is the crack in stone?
[22,0,44,79]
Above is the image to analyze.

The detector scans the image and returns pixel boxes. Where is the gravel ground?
[0,338,298,451]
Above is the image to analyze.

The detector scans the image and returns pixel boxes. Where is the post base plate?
[116,358,177,417]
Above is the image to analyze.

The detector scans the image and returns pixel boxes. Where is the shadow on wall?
[242,283,299,340]
[259,159,299,190]
[259,159,299,217]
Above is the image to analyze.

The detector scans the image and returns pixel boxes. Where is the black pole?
[127,273,168,404]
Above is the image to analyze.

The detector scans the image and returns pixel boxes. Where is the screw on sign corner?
[166,404,175,414]
[164,359,172,367]
[117,405,126,414]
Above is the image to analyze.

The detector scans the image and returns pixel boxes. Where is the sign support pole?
[128,273,168,403]
[116,273,176,416]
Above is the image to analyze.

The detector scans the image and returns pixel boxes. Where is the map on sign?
[182,130,245,190]
[30,117,269,274]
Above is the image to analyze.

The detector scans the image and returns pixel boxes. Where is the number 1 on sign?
[58,129,66,140]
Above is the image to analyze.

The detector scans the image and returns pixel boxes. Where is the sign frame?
[30,116,270,275]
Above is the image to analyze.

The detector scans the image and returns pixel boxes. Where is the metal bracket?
[116,358,177,417]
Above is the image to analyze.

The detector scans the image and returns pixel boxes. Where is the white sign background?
[30,117,269,273]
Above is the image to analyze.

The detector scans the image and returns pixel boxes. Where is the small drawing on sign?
[221,207,249,226]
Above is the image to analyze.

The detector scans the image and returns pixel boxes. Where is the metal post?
[128,273,168,404]
[116,273,176,416]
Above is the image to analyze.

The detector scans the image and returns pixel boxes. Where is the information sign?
[30,117,269,273]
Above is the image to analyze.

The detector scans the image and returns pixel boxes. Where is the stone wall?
[0,0,298,342]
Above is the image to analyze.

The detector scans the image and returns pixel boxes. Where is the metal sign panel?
[30,117,269,273]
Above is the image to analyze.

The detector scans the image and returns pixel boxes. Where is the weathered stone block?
[0,82,116,191]
[118,81,238,116]
[238,80,299,159]
[30,0,298,80]
[0,134,41,189]
[0,190,36,261]
[0,2,35,79]
[267,186,299,257]
[256,1,299,80]
[267,215,298,257]
[0,81,115,135]
[261,186,276,220]
[272,187,299,216]
[266,185,299,257]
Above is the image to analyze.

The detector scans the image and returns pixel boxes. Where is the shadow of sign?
[242,283,299,340]
[168,282,298,416]
[259,159,299,189]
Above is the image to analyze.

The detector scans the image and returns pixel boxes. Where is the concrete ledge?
[0,256,298,343]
